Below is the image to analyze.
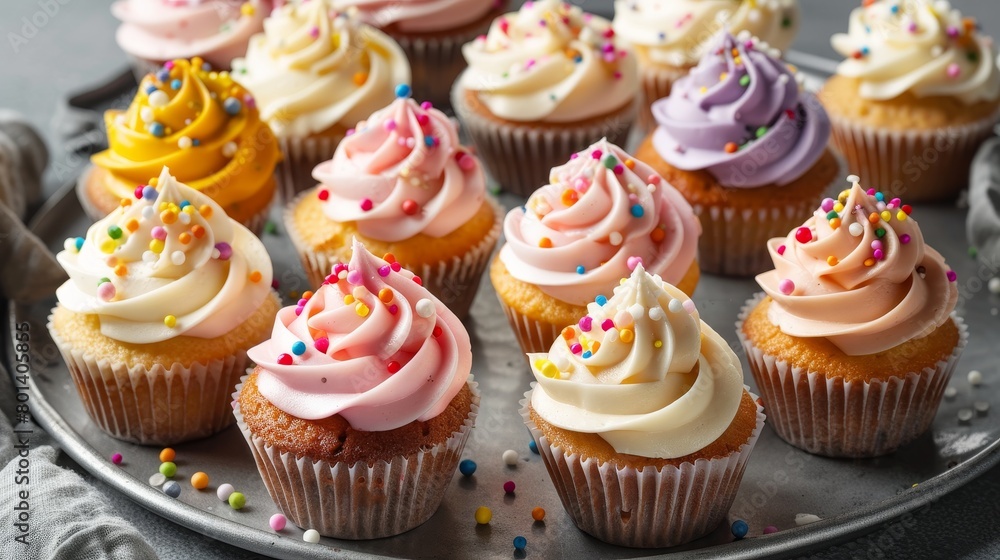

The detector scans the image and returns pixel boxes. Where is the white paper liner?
[520,386,765,548]
[284,191,504,318]
[736,293,969,458]
[233,375,480,539]
[494,294,568,357]
[276,134,343,204]
[451,82,638,197]
[47,314,248,445]
[828,110,998,202]
[638,63,690,133]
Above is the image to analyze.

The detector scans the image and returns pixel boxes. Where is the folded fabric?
[968,136,1000,266]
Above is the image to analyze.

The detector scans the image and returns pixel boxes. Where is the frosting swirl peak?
[333,0,496,33]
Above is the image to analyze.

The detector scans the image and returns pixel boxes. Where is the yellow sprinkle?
[378,288,393,303]
[654,340,662,348]
[183,206,195,215]
[719,72,728,81]
[164,315,177,328]
[579,335,589,347]
[897,210,907,221]
[343,294,355,305]
[699,86,708,94]
[120,198,132,208]
[827,256,839,266]
[833,202,844,213]
[240,2,255,16]
[880,210,892,222]
[533,359,559,379]
[99,239,116,254]
[114,264,127,277]
[620,278,627,285]
[249,270,262,283]
[159,202,169,211]
[355,302,370,317]
[838,189,850,202]
[619,328,634,343]
[149,239,164,254]
[149,177,158,187]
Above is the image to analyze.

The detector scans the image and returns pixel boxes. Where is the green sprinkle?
[969,246,979,259]
[107,225,123,240]
[264,221,278,235]
[159,462,177,478]
[826,210,839,220]
[98,277,110,285]
[228,492,246,510]
[602,154,618,169]
[782,17,792,28]
[756,126,768,138]
[875,228,886,238]
[739,75,750,87]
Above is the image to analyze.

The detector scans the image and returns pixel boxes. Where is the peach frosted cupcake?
[50,168,280,445]
[738,178,966,457]
[491,139,700,355]
[452,0,639,196]
[236,239,478,539]
[285,87,502,318]
[522,265,764,548]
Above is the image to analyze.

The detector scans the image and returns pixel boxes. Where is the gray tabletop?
[3,1,1000,559]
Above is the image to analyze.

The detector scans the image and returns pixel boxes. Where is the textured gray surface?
[2,1,1000,559]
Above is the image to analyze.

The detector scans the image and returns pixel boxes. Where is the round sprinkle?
[191,472,209,490]
[269,513,287,531]
[159,448,176,462]
[958,408,974,423]
[503,449,519,466]
[764,526,779,535]
[159,461,177,478]
[291,341,307,356]
[529,440,538,454]
[214,242,233,261]
[732,519,749,539]
[739,75,750,86]
[475,506,492,525]
[217,483,235,501]
[779,279,795,295]
[395,84,411,98]
[163,315,177,328]
[513,536,527,551]
[724,142,738,153]
[944,386,958,399]
[223,97,242,115]
[402,199,419,215]
[149,473,167,487]
[503,480,516,494]
[459,459,477,477]
[968,370,983,386]
[416,298,435,318]
[609,231,623,245]
[303,529,320,543]
[277,353,293,366]
[630,204,644,218]
[98,282,116,301]
[178,136,193,149]
[163,481,181,498]
[576,265,585,275]
[795,227,812,243]
[170,251,185,266]
[111,452,123,465]
[667,299,684,313]
[148,90,169,108]
[229,492,246,510]
[848,222,864,236]
[595,295,608,306]
[532,507,545,521]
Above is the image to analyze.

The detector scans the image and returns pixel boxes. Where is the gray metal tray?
[8,167,1000,559]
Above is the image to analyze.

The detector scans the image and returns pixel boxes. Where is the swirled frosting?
[312,91,485,241]
[756,179,958,356]
[55,167,273,344]
[333,0,496,33]
[112,0,270,69]
[91,58,279,209]
[612,0,799,68]
[651,30,830,188]
[246,238,472,431]
[458,0,638,123]
[499,139,700,307]
[231,1,411,138]
[831,0,1000,103]
[529,265,744,459]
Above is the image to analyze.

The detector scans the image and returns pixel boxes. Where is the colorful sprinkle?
[779,279,795,295]
[191,472,209,490]
[475,506,492,525]
[513,536,527,551]
[217,483,235,501]
[532,507,545,521]
[459,459,477,477]
[395,84,411,98]
[163,315,177,328]
[163,481,181,498]
[303,529,320,544]
[503,449,519,466]
[111,453,123,465]
[795,227,812,243]
[228,492,246,510]
[503,480,516,494]
[732,520,749,539]
[277,353,293,365]
[630,204,644,218]
[159,448,176,462]
[291,341,307,355]
[269,513,287,531]
[947,270,957,282]
[159,462,177,478]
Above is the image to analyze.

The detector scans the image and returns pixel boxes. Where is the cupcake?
[452,0,639,197]
[819,0,1000,202]
[491,139,700,355]
[232,1,411,201]
[235,238,478,539]
[111,0,272,79]
[332,0,508,110]
[82,58,280,235]
[49,167,280,445]
[285,87,502,318]
[738,178,966,458]
[522,265,764,548]
[636,30,839,277]
[613,0,800,131]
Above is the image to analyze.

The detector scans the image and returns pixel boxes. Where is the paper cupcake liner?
[520,386,765,548]
[233,375,479,539]
[285,192,504,319]
[47,316,247,445]
[452,84,638,197]
[495,295,566,357]
[276,134,343,204]
[828,111,998,202]
[638,63,690,133]
[736,293,968,458]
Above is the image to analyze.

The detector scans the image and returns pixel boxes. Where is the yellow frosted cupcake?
[82,58,279,234]
[819,0,1000,201]
[51,168,280,445]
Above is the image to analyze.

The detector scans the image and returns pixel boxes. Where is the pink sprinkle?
[346,270,362,285]
[579,316,593,332]
[332,262,348,276]
[647,174,661,185]
[778,279,795,295]
[601,43,615,54]
[269,513,287,531]
[947,25,959,38]
[420,101,433,110]
[345,128,355,137]
[627,256,643,270]
[314,338,329,353]
[310,26,319,38]
[871,240,883,251]
[601,319,615,331]
[613,164,624,175]
[627,193,639,204]
[390,262,401,272]
[591,149,603,160]
[682,299,696,314]
[360,198,373,211]
[297,298,308,307]
[867,188,876,196]
[503,480,516,493]
[525,59,536,70]
[570,153,579,159]
[417,114,430,126]
[151,226,167,240]
[947,63,960,78]
[457,154,476,171]
[777,245,786,256]
[294,306,303,316]
[947,270,957,282]
[900,234,911,244]
[388,304,399,314]
[764,526,779,535]
[378,265,390,277]
[874,249,885,260]
[907,22,917,32]
[384,119,397,131]
[111,453,123,465]
[613,71,622,80]
[97,282,116,301]
[602,52,616,63]
[243,94,256,109]
[134,186,144,199]
[820,198,835,212]
[164,61,175,70]
[570,343,582,354]
[573,178,589,191]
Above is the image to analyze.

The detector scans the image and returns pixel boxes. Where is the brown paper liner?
[638,63,691,133]
[451,84,638,197]
[520,387,765,548]
[828,110,998,202]
[276,134,344,204]
[284,194,504,319]
[736,293,968,458]
[47,316,247,445]
[233,376,479,539]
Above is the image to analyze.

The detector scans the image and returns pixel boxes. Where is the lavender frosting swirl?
[651,30,829,188]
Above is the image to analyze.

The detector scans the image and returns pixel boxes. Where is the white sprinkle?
[303,529,321,544]
[142,250,157,263]
[609,232,623,246]
[777,73,789,84]
[115,114,127,126]
[63,238,76,253]
[170,251,186,265]
[178,212,191,225]
[605,329,619,343]
[667,299,684,313]
[211,248,221,259]
[148,473,167,487]
[931,45,943,57]
[177,136,193,149]
[628,303,644,320]
[975,401,990,415]
[551,354,569,371]
[217,483,235,501]
[148,90,169,108]
[415,298,435,318]
[140,107,155,123]
[795,513,822,526]
[989,277,1000,294]
[648,308,664,321]
[958,408,974,423]
[847,174,860,183]
[222,141,238,157]
[944,386,957,399]
[502,449,519,466]
[142,206,155,220]
[968,370,983,386]
[849,222,864,237]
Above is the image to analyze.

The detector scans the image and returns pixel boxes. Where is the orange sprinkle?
[191,225,205,238]
[561,189,579,207]
[302,291,314,300]
[378,288,393,303]
[159,448,175,462]
[199,204,213,218]
[249,270,262,283]
[868,212,880,224]
[178,232,192,244]
[160,210,177,224]
[352,71,368,86]
[383,253,396,264]
[538,237,553,248]
[650,226,666,243]
[190,472,209,490]
[724,142,738,154]
[624,159,635,169]
[114,264,127,277]
[532,507,546,521]
[561,326,575,340]
[864,258,876,267]
[120,198,132,208]
[126,219,140,232]
[830,217,841,229]
[590,341,601,353]
[827,256,839,266]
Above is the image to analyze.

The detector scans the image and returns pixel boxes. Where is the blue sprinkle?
[163,481,181,498]
[890,4,899,14]
[528,440,538,454]
[170,79,182,90]
[291,341,307,356]
[201,62,212,71]
[459,459,477,477]
[732,519,749,539]
[574,56,582,63]
[595,295,608,306]
[142,186,158,200]
[658,32,666,41]
[156,69,170,82]
[74,237,85,251]
[861,46,870,55]
[192,138,200,146]
[582,351,592,359]
[576,265,585,275]
[424,136,434,147]
[630,204,644,218]
[179,200,191,209]
[144,85,158,95]
[223,97,242,115]
[148,122,165,138]
[395,83,411,98]
[875,191,885,202]
[513,536,527,551]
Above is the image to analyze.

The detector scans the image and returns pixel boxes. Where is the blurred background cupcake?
[333,0,508,111]
[739,178,966,458]
[236,239,478,539]
[232,0,411,200]
[50,168,280,445]
[112,0,274,79]
[522,265,764,548]
[452,0,639,197]
[491,139,700,355]
[82,58,280,234]
[637,30,838,277]
[819,0,1000,202]
[284,86,502,318]
[613,0,800,131]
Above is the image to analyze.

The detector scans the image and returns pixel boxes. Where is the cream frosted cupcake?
[235,239,478,539]
[819,0,1000,202]
[232,0,411,200]
[613,0,800,130]
[452,0,639,196]
[490,139,701,355]
[522,265,764,548]
[49,167,280,445]
[739,178,966,457]
[332,0,507,110]
[285,87,502,318]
